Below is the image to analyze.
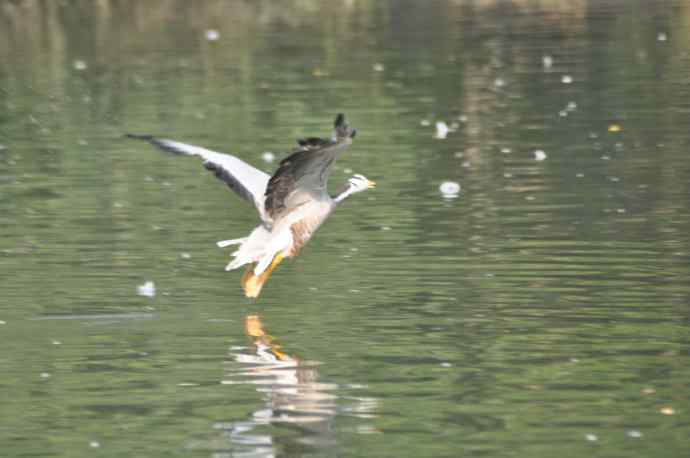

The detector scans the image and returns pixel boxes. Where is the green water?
[1,1,690,457]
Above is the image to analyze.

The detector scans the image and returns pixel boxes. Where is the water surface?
[1,1,689,457]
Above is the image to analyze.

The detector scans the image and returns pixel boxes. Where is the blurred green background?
[1,1,689,457]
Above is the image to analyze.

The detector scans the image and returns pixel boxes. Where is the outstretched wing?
[264,114,356,219]
[126,135,271,222]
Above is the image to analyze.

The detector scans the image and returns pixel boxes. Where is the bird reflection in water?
[215,315,378,457]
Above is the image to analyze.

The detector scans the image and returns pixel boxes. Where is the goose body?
[127,114,374,298]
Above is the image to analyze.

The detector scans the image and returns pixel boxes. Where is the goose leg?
[241,253,285,298]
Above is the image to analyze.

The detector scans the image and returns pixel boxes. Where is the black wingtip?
[334,113,346,128]
[125,133,154,141]
[333,113,356,139]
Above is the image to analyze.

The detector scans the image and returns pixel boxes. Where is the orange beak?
[241,253,285,298]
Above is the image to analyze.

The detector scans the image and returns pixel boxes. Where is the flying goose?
[127,114,375,298]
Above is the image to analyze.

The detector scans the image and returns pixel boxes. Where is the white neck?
[333,185,357,204]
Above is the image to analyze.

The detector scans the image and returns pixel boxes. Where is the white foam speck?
[561,75,573,84]
[373,62,385,72]
[89,441,101,448]
[542,55,553,69]
[439,181,461,198]
[434,121,449,139]
[585,433,598,442]
[180,252,191,259]
[501,147,512,154]
[73,59,87,71]
[567,101,577,111]
[440,362,452,367]
[205,29,220,41]
[261,151,275,163]
[420,119,431,127]
[137,281,156,298]
[40,372,51,379]
[627,430,643,438]
[534,150,547,161]
[355,425,381,434]
[494,78,505,88]
[657,32,667,42]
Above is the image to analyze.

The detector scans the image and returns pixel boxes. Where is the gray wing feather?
[127,135,271,222]
[264,143,344,218]
[264,114,355,218]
